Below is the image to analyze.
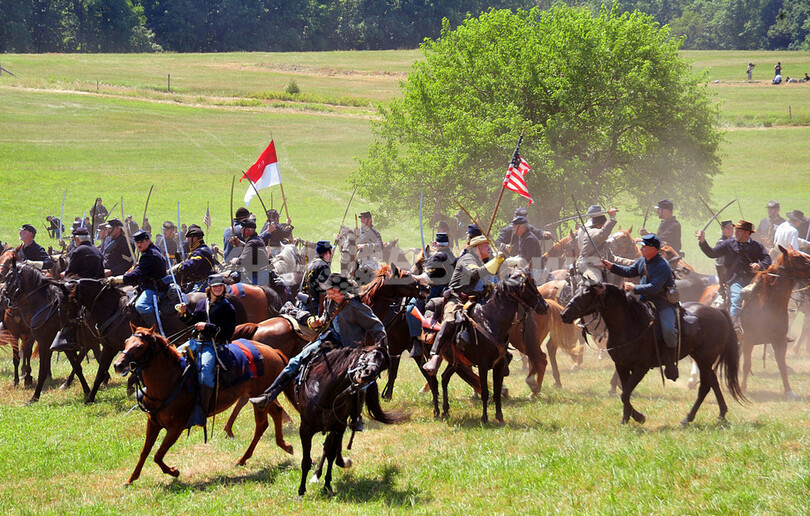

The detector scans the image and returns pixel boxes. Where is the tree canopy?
[354,6,722,228]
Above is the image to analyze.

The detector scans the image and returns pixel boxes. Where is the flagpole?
[243,171,271,220]
[487,127,525,238]
[278,182,291,221]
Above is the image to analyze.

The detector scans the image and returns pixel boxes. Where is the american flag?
[503,140,533,205]
[203,204,211,231]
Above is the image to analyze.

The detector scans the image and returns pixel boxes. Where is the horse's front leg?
[740,340,753,393]
[440,364,455,418]
[323,427,346,496]
[298,425,315,498]
[547,340,562,389]
[224,397,247,438]
[771,339,797,398]
[681,362,715,425]
[480,366,490,424]
[381,354,401,400]
[620,368,647,424]
[152,425,185,478]
[493,362,505,423]
[125,418,162,485]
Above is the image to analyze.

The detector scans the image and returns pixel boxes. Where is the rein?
[4,272,60,330]
[123,333,188,418]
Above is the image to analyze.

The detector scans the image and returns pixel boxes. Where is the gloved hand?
[28,261,44,270]
[175,303,187,314]
[109,276,124,285]
[484,252,505,274]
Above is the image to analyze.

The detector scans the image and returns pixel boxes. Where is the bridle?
[120,332,185,417]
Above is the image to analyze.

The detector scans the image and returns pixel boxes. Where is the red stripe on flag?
[503,156,533,205]
[242,141,279,184]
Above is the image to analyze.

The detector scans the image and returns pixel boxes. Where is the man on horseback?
[249,272,387,432]
[423,235,504,374]
[641,199,682,254]
[495,207,552,257]
[177,273,237,428]
[169,224,214,291]
[510,215,544,277]
[109,230,168,331]
[697,220,771,333]
[155,221,180,264]
[102,219,133,276]
[229,219,269,286]
[712,220,735,309]
[260,208,294,256]
[576,206,617,285]
[63,227,104,280]
[300,240,333,317]
[601,234,680,380]
[357,211,383,261]
[18,224,53,271]
[755,201,785,248]
[223,207,251,259]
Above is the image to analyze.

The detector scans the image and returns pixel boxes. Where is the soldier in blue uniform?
[103,219,133,276]
[300,240,333,317]
[18,224,53,270]
[177,273,237,428]
[601,234,680,380]
[63,227,104,279]
[110,230,168,331]
[169,224,214,291]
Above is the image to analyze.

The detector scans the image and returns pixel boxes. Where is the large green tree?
[354,6,722,229]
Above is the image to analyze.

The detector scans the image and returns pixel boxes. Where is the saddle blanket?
[229,283,247,298]
[179,338,264,389]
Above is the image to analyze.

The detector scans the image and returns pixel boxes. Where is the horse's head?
[501,268,548,315]
[360,263,425,305]
[0,246,21,279]
[778,245,810,280]
[349,345,390,388]
[560,282,608,323]
[606,229,641,260]
[113,323,162,375]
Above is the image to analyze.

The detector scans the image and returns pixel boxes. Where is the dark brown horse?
[561,283,745,425]
[112,325,294,485]
[439,269,548,422]
[739,246,810,398]
[293,344,406,497]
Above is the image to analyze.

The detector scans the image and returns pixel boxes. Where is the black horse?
[438,268,548,423]
[1,262,92,403]
[560,283,746,425]
[294,344,407,497]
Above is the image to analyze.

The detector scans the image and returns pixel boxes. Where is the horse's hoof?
[322,486,334,497]
[24,397,38,406]
[309,474,319,484]
[296,494,305,501]
[169,468,180,478]
[283,444,293,455]
[620,419,629,425]
[59,383,70,391]
[680,418,690,427]
[236,461,246,468]
[635,414,646,424]
[342,458,352,469]
[786,390,800,400]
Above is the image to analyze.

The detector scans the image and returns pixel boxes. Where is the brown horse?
[561,283,745,425]
[112,324,294,485]
[740,246,810,398]
[0,307,37,387]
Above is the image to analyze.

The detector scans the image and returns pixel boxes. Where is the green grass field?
[1,50,810,514]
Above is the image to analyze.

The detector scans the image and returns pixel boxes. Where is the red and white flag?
[242,140,282,206]
[504,153,533,205]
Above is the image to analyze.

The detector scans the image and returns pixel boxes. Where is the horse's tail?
[717,310,748,404]
[232,323,259,341]
[365,382,409,424]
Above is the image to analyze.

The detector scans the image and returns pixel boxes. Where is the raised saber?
[160,226,187,306]
[229,175,236,246]
[103,202,118,222]
[455,200,497,251]
[142,184,154,228]
[340,185,358,228]
[58,189,67,240]
[697,195,723,229]
[571,196,604,261]
[701,199,737,233]
[544,210,619,228]
[121,197,137,263]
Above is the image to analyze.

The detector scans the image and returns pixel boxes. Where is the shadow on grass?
[743,390,806,402]
[164,459,296,491]
[331,464,427,506]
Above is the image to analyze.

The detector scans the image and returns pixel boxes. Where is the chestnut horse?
[561,283,745,425]
[112,325,294,485]
[739,246,810,398]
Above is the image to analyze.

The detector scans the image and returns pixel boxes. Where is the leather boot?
[50,330,76,352]
[423,354,442,375]
[664,348,679,381]
[409,337,423,358]
[189,386,213,427]
[139,311,159,332]
[350,393,364,432]
[249,369,295,411]
[731,315,744,337]
[423,320,454,375]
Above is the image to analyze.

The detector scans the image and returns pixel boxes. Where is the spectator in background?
[772,74,782,85]
[774,61,782,77]
[803,73,810,82]
[747,62,754,81]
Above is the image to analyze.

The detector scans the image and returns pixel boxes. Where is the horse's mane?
[660,245,694,271]
[136,327,182,361]
[603,283,650,323]
[17,263,53,289]
[359,264,393,304]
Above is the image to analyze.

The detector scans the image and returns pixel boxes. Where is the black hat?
[316,240,333,255]
[185,224,204,238]
[72,227,90,236]
[208,273,226,286]
[787,210,807,223]
[132,230,150,242]
[640,234,661,249]
[107,218,123,228]
[241,219,256,230]
[359,211,372,219]
[467,224,482,237]
[514,207,528,217]
[20,224,37,236]
[436,232,449,244]
[162,220,176,230]
[720,220,733,228]
[766,201,780,209]
[319,272,356,295]
[266,208,280,220]
[511,215,528,225]
[234,207,250,220]
[655,199,674,211]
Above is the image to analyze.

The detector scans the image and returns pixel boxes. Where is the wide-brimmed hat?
[734,220,756,233]
[655,199,674,211]
[266,209,280,220]
[766,201,780,209]
[319,272,357,295]
[467,235,489,248]
[359,211,372,219]
[787,210,807,223]
[162,221,176,230]
[234,207,250,220]
[107,218,123,228]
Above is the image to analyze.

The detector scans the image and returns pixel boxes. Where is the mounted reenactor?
[575,205,617,285]
[141,217,152,235]
[155,221,180,264]
[96,223,111,251]
[223,207,250,259]
[125,215,139,236]
[110,230,169,331]
[250,272,387,432]
[260,208,294,256]
[62,227,104,279]
[18,224,53,271]
[299,240,333,317]
[89,197,108,227]
[641,199,682,254]
[510,215,543,276]
[712,220,735,308]
[697,220,771,333]
[601,234,680,380]
[170,224,215,291]
[102,219,133,276]
[495,208,552,257]
[423,235,504,374]
[357,211,383,261]
[755,201,785,249]
[229,219,269,286]
[176,273,237,428]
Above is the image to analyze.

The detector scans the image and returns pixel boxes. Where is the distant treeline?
[1,0,809,53]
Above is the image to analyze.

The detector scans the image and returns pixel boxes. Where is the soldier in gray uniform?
[755,200,785,249]
[576,205,617,284]
[356,211,383,261]
[641,199,681,253]
[229,220,269,285]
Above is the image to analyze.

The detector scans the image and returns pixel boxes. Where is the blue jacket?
[123,243,168,292]
[20,241,53,270]
[699,238,770,286]
[609,254,674,304]
[181,296,237,344]
[174,241,214,284]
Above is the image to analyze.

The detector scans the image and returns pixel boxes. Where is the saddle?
[181,339,265,391]
[279,302,319,340]
[642,301,701,351]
